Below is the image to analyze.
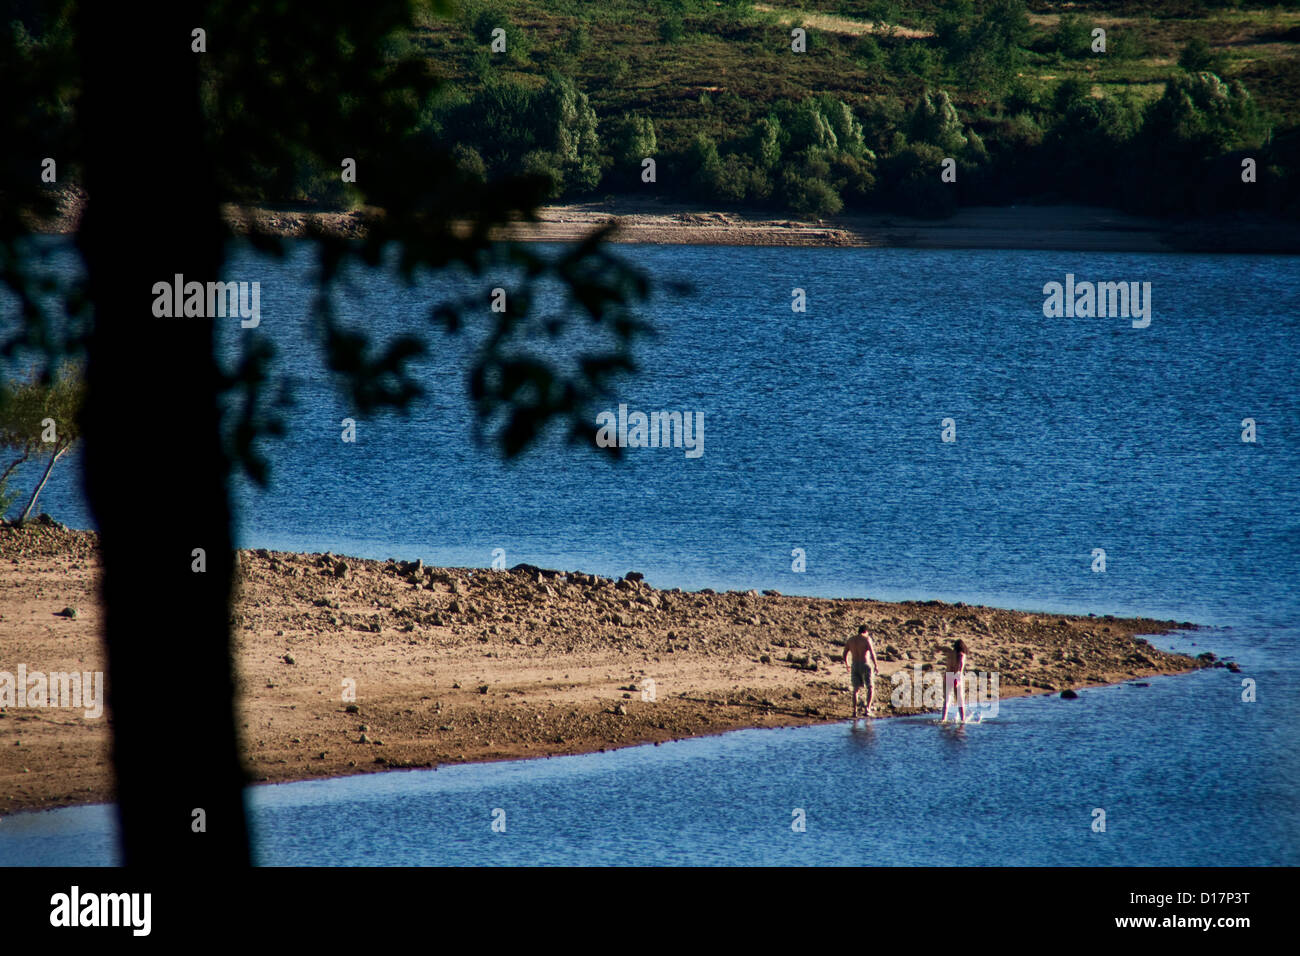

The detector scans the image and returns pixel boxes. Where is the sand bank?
[0,523,1216,814]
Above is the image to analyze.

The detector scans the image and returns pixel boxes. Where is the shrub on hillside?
[1052,14,1092,60]
[877,141,958,218]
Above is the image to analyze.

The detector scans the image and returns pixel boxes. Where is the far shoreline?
[29,188,1300,254]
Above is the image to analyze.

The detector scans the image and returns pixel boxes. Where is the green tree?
[814,95,867,157]
[1053,14,1092,60]
[0,366,85,523]
[442,73,603,197]
[1143,72,1270,157]
[786,99,842,153]
[878,142,958,218]
[746,115,784,170]
[533,73,604,194]
[906,88,969,155]
[937,0,1030,89]
[1052,77,1091,116]
[1044,95,1140,201]
[686,132,723,196]
[1179,38,1226,75]
[779,167,843,218]
[1131,73,1272,213]
[467,2,528,61]
[658,13,685,43]
[612,113,656,167]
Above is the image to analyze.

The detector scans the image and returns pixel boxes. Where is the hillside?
[385,0,1300,219]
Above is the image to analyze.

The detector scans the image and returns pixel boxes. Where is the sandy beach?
[0,522,1217,814]
[207,198,1300,253]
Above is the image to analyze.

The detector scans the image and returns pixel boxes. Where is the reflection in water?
[846,718,876,750]
[7,664,1294,867]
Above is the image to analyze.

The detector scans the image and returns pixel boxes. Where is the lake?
[2,240,1297,865]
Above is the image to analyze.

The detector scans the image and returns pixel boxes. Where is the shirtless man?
[843,625,880,718]
[941,638,969,723]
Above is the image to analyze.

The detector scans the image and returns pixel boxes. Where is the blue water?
[3,240,1298,865]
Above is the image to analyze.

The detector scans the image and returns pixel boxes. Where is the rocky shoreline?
[0,523,1229,815]
[26,187,1300,253]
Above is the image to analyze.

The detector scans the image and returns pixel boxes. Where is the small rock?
[614,704,627,716]
[359,733,372,744]
[345,704,360,714]
[625,572,645,583]
[282,653,296,665]
[1060,689,1079,699]
[55,607,77,619]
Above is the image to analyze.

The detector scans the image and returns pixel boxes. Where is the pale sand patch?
[752,3,932,39]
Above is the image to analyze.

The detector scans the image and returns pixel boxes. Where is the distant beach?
[29,188,1300,253]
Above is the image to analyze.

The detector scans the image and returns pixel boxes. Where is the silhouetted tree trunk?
[76,2,249,865]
